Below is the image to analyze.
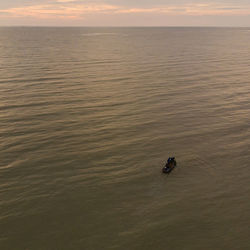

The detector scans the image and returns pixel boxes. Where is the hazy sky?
[0,0,250,26]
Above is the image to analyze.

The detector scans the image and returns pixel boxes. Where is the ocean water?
[0,27,249,250]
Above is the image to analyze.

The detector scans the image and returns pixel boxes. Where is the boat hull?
[162,160,176,174]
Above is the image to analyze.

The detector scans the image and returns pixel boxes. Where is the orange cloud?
[117,4,250,16]
[0,4,119,19]
[1,2,250,20]
[56,0,76,2]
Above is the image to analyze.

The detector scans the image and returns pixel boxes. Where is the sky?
[0,0,250,26]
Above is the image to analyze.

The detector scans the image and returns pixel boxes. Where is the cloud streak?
[0,1,250,22]
[0,3,119,19]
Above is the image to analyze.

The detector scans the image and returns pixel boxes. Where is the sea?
[0,27,250,250]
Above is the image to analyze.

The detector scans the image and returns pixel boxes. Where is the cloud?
[117,3,250,16]
[56,0,76,3]
[0,1,250,20]
[0,3,119,19]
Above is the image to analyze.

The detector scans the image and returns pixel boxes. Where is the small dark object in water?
[162,157,176,174]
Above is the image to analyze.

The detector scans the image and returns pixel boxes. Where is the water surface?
[0,27,250,250]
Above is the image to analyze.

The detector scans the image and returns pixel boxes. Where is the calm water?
[0,27,250,250]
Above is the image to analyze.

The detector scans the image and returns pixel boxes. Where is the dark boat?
[162,157,176,174]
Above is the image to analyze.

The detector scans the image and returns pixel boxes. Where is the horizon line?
[1,25,250,28]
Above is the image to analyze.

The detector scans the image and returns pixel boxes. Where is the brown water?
[0,27,250,250]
